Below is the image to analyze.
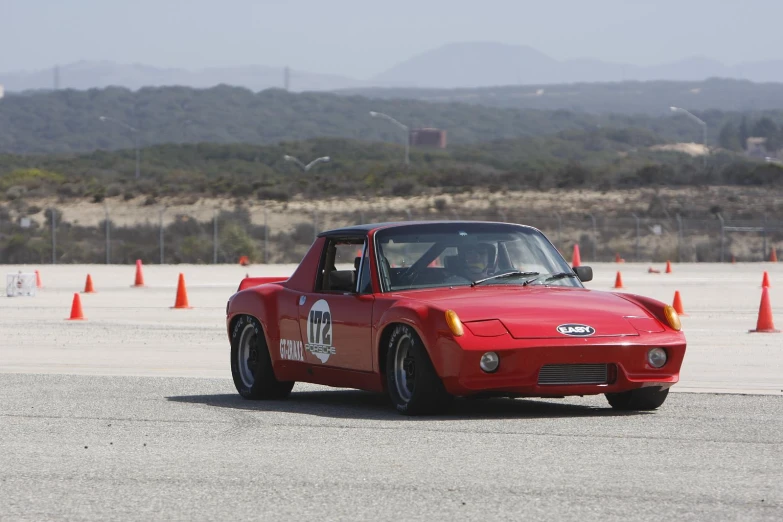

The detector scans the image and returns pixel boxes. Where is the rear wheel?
[605,387,669,411]
[231,315,294,400]
[385,325,452,415]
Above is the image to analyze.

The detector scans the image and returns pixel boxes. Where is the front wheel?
[231,315,294,400]
[605,387,669,411]
[385,325,452,415]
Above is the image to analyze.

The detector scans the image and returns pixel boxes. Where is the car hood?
[398,286,650,339]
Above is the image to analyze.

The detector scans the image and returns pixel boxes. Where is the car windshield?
[374,222,580,292]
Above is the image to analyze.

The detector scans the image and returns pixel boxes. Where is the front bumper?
[434,334,686,397]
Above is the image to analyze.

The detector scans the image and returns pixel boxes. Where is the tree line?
[4,85,783,155]
[718,116,782,152]
[340,78,783,114]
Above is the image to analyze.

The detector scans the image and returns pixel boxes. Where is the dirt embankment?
[9,186,783,230]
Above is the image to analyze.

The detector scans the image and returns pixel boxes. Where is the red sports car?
[226,221,686,415]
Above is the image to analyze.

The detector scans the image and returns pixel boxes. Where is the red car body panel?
[237,276,289,291]
[227,223,686,399]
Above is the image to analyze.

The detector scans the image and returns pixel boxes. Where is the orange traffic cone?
[83,274,95,293]
[731,254,736,264]
[665,260,673,274]
[762,271,771,288]
[172,273,192,309]
[613,271,624,289]
[672,290,687,316]
[749,287,779,333]
[648,267,660,274]
[238,255,249,266]
[771,248,779,263]
[614,253,625,263]
[35,270,43,288]
[66,293,86,321]
[133,259,145,287]
[572,244,581,267]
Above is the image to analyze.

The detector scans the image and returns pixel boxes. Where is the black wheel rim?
[238,324,257,389]
[393,333,415,402]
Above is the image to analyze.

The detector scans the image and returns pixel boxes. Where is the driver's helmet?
[459,243,492,276]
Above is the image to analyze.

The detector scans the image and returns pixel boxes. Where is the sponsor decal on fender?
[557,324,596,336]
[279,338,304,361]
[306,299,336,363]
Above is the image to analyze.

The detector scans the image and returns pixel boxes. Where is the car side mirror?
[574,266,593,282]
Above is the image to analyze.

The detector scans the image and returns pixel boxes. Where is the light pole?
[104,204,110,264]
[631,213,641,262]
[183,119,194,144]
[283,154,330,171]
[670,106,707,168]
[99,116,140,179]
[159,206,167,264]
[369,111,409,166]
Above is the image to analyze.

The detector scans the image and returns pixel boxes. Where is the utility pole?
[369,111,410,167]
[213,210,218,264]
[670,107,708,168]
[99,116,141,179]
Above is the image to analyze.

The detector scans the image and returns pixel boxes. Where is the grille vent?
[538,364,609,385]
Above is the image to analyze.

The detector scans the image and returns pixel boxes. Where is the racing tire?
[385,324,453,415]
[605,387,669,411]
[231,315,294,400]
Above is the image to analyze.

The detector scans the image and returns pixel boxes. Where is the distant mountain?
[371,42,783,87]
[372,42,562,87]
[0,61,367,92]
[3,42,783,93]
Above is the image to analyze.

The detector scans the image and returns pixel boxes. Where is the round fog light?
[479,352,500,373]
[647,348,668,368]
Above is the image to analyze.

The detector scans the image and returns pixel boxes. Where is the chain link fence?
[1,204,781,264]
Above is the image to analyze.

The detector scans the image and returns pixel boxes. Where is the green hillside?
[1,133,779,205]
[3,84,782,155]
[339,78,783,114]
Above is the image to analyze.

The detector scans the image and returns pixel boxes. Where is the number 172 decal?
[306,299,336,363]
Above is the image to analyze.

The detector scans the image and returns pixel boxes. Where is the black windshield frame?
[372,222,578,293]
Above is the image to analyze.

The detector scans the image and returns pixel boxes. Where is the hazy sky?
[2,0,781,77]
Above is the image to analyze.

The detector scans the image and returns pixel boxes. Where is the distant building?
[746,137,769,158]
[410,128,447,149]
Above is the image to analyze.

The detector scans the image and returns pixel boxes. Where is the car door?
[297,236,374,372]
[274,286,308,365]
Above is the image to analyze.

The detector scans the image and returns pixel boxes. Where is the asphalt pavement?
[0,375,780,521]
[1,262,782,520]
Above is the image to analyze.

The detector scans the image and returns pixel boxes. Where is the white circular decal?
[306,299,335,363]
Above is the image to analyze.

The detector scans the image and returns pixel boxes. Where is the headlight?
[479,351,500,373]
[647,348,668,368]
[663,305,681,331]
[445,309,464,337]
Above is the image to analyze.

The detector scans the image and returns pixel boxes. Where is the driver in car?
[456,243,494,280]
